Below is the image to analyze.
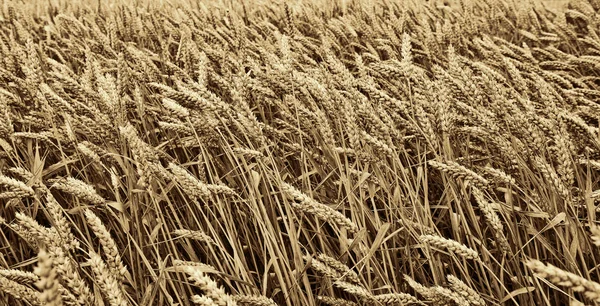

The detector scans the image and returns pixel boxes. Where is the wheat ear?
[88,251,129,306]
[526,260,600,302]
[419,234,479,260]
[179,265,238,306]
[281,182,358,233]
[35,249,63,306]
[84,209,128,282]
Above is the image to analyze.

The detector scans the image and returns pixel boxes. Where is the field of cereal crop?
[0,0,600,305]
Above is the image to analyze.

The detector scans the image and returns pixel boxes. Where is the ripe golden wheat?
[0,0,600,305]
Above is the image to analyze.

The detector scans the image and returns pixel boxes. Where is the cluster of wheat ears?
[0,0,600,305]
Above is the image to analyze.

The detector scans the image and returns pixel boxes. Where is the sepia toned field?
[0,0,599,305]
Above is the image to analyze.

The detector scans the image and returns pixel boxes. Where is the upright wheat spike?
[447,275,486,306]
[88,251,129,306]
[47,243,94,305]
[118,123,162,187]
[84,209,128,282]
[471,187,510,253]
[179,265,237,306]
[533,157,571,199]
[46,193,80,251]
[35,249,63,306]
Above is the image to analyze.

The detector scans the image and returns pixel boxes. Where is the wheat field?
[0,0,599,305]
